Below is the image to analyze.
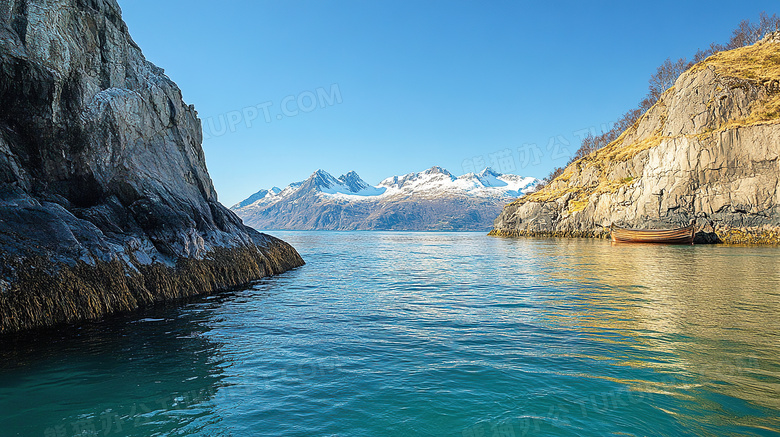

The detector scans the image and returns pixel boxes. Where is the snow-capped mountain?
[231,167,539,231]
[376,167,537,199]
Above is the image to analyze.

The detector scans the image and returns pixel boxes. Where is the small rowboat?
[610,224,695,244]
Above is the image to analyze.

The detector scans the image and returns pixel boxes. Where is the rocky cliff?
[491,33,780,244]
[0,0,304,333]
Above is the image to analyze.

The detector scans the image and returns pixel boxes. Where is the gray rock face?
[232,167,539,231]
[491,35,780,244]
[0,0,303,332]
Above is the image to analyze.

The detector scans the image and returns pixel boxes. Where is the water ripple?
[0,232,778,436]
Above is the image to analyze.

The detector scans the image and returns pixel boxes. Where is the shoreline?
[488,226,780,245]
[0,239,304,334]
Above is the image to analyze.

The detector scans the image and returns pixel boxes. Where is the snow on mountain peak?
[234,166,540,210]
[422,166,454,177]
[232,188,270,209]
[378,167,456,190]
[338,171,371,192]
[309,169,339,187]
[301,170,383,197]
[478,167,501,178]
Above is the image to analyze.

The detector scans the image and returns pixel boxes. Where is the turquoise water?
[1,232,779,436]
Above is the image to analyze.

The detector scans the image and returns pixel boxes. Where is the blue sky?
[120,1,777,207]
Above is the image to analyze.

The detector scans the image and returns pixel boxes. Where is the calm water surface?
[1,232,779,436]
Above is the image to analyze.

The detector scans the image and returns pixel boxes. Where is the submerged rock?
[491,33,780,244]
[0,0,304,333]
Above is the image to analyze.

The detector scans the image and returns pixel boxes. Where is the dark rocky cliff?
[491,33,780,244]
[0,0,304,333]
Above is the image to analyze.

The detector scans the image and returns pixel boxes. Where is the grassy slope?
[509,41,780,214]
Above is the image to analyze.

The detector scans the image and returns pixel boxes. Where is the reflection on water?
[0,232,778,437]
[531,240,780,414]
[0,300,231,436]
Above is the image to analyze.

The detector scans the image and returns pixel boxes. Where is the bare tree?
[572,133,598,161]
[544,167,564,183]
[690,42,726,67]
[727,19,758,49]
[647,57,688,101]
[757,12,780,38]
[724,13,779,49]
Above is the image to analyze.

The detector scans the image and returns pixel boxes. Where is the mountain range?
[232,167,539,231]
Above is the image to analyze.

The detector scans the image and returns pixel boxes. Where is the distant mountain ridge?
[232,167,539,231]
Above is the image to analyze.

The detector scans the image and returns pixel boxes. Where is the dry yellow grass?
[594,178,634,195]
[512,185,579,205]
[692,41,780,82]
[566,197,590,213]
[578,91,671,168]
[563,177,636,214]
[692,41,780,131]
[593,134,665,163]
[727,93,780,128]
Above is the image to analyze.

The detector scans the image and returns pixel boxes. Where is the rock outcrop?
[0,0,304,333]
[491,33,780,244]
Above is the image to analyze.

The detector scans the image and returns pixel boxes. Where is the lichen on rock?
[0,0,304,333]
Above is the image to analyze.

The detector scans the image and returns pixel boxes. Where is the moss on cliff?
[715,226,780,245]
[0,242,304,334]
[487,228,611,239]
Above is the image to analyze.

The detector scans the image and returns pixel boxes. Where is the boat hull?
[611,225,695,244]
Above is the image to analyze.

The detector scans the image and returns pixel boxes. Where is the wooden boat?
[610,224,695,244]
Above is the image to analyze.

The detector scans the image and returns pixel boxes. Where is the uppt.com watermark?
[202,83,343,139]
[461,122,616,175]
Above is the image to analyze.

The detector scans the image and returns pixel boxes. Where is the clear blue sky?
[120,1,777,207]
